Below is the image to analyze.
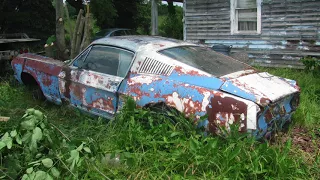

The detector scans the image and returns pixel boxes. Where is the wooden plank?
[0,117,10,122]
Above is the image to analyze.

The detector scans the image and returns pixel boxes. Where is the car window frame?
[69,44,136,78]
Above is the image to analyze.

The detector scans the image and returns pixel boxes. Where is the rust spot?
[89,98,114,112]
[174,66,208,76]
[207,95,248,134]
[42,75,53,86]
[260,97,271,106]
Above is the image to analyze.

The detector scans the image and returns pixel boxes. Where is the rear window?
[159,46,251,77]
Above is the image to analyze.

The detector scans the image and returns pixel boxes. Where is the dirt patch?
[277,126,320,153]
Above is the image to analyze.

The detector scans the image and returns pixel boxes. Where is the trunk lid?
[219,71,299,106]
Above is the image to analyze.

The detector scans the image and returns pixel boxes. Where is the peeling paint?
[11,36,301,139]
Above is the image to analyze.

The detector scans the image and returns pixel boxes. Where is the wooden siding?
[184,0,320,68]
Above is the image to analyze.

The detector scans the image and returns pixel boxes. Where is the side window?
[118,51,134,77]
[73,47,90,67]
[113,30,126,36]
[81,45,134,77]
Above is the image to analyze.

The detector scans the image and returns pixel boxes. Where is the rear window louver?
[138,57,174,76]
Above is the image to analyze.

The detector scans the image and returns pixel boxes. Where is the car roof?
[91,35,195,52]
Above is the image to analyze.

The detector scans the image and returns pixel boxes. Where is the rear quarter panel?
[12,54,64,104]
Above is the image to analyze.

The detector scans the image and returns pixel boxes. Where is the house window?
[230,0,261,34]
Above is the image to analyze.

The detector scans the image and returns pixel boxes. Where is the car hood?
[219,71,299,106]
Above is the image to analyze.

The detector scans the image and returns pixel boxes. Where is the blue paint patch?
[13,63,23,83]
[23,66,62,105]
[219,81,257,102]
[254,95,294,138]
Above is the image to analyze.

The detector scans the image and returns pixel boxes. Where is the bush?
[300,56,320,75]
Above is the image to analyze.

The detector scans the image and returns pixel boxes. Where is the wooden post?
[75,17,85,56]
[71,9,84,59]
[151,0,158,35]
[80,12,90,51]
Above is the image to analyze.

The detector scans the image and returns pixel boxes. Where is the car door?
[58,45,135,118]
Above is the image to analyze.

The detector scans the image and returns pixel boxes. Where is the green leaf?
[50,167,60,178]
[32,127,43,142]
[22,132,32,142]
[83,147,91,153]
[76,142,85,151]
[10,130,17,137]
[21,120,36,130]
[170,132,181,137]
[34,171,47,180]
[41,158,53,168]
[0,142,6,150]
[16,135,22,145]
[1,132,9,140]
[189,138,198,152]
[6,139,12,149]
[34,110,44,120]
[21,174,29,180]
[26,167,34,174]
[26,108,35,115]
[1,133,13,149]
[45,174,53,180]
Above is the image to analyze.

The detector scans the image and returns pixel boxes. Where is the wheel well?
[21,72,38,86]
[144,102,181,114]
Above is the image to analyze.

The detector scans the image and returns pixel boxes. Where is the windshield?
[159,46,252,77]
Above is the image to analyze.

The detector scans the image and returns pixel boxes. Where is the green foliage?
[135,1,151,35]
[46,35,56,45]
[300,56,320,75]
[159,5,184,39]
[90,0,117,29]
[0,108,97,179]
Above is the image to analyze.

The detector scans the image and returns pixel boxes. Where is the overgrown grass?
[1,68,320,179]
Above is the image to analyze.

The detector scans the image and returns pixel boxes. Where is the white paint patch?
[201,91,211,112]
[240,113,245,121]
[222,72,299,105]
[228,113,235,124]
[128,75,161,86]
[221,69,256,79]
[246,102,259,130]
[167,92,184,112]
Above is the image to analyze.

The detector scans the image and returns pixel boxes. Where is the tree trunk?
[75,17,85,56]
[151,0,158,35]
[71,9,84,59]
[55,0,67,60]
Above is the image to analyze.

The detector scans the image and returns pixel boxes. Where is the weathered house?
[183,0,320,68]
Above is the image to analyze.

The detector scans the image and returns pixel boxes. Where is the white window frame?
[230,0,262,35]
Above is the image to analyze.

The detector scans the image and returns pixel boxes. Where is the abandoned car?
[11,36,300,138]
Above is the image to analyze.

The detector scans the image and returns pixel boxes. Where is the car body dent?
[11,36,300,138]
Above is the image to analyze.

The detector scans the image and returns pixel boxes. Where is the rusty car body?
[11,36,300,138]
